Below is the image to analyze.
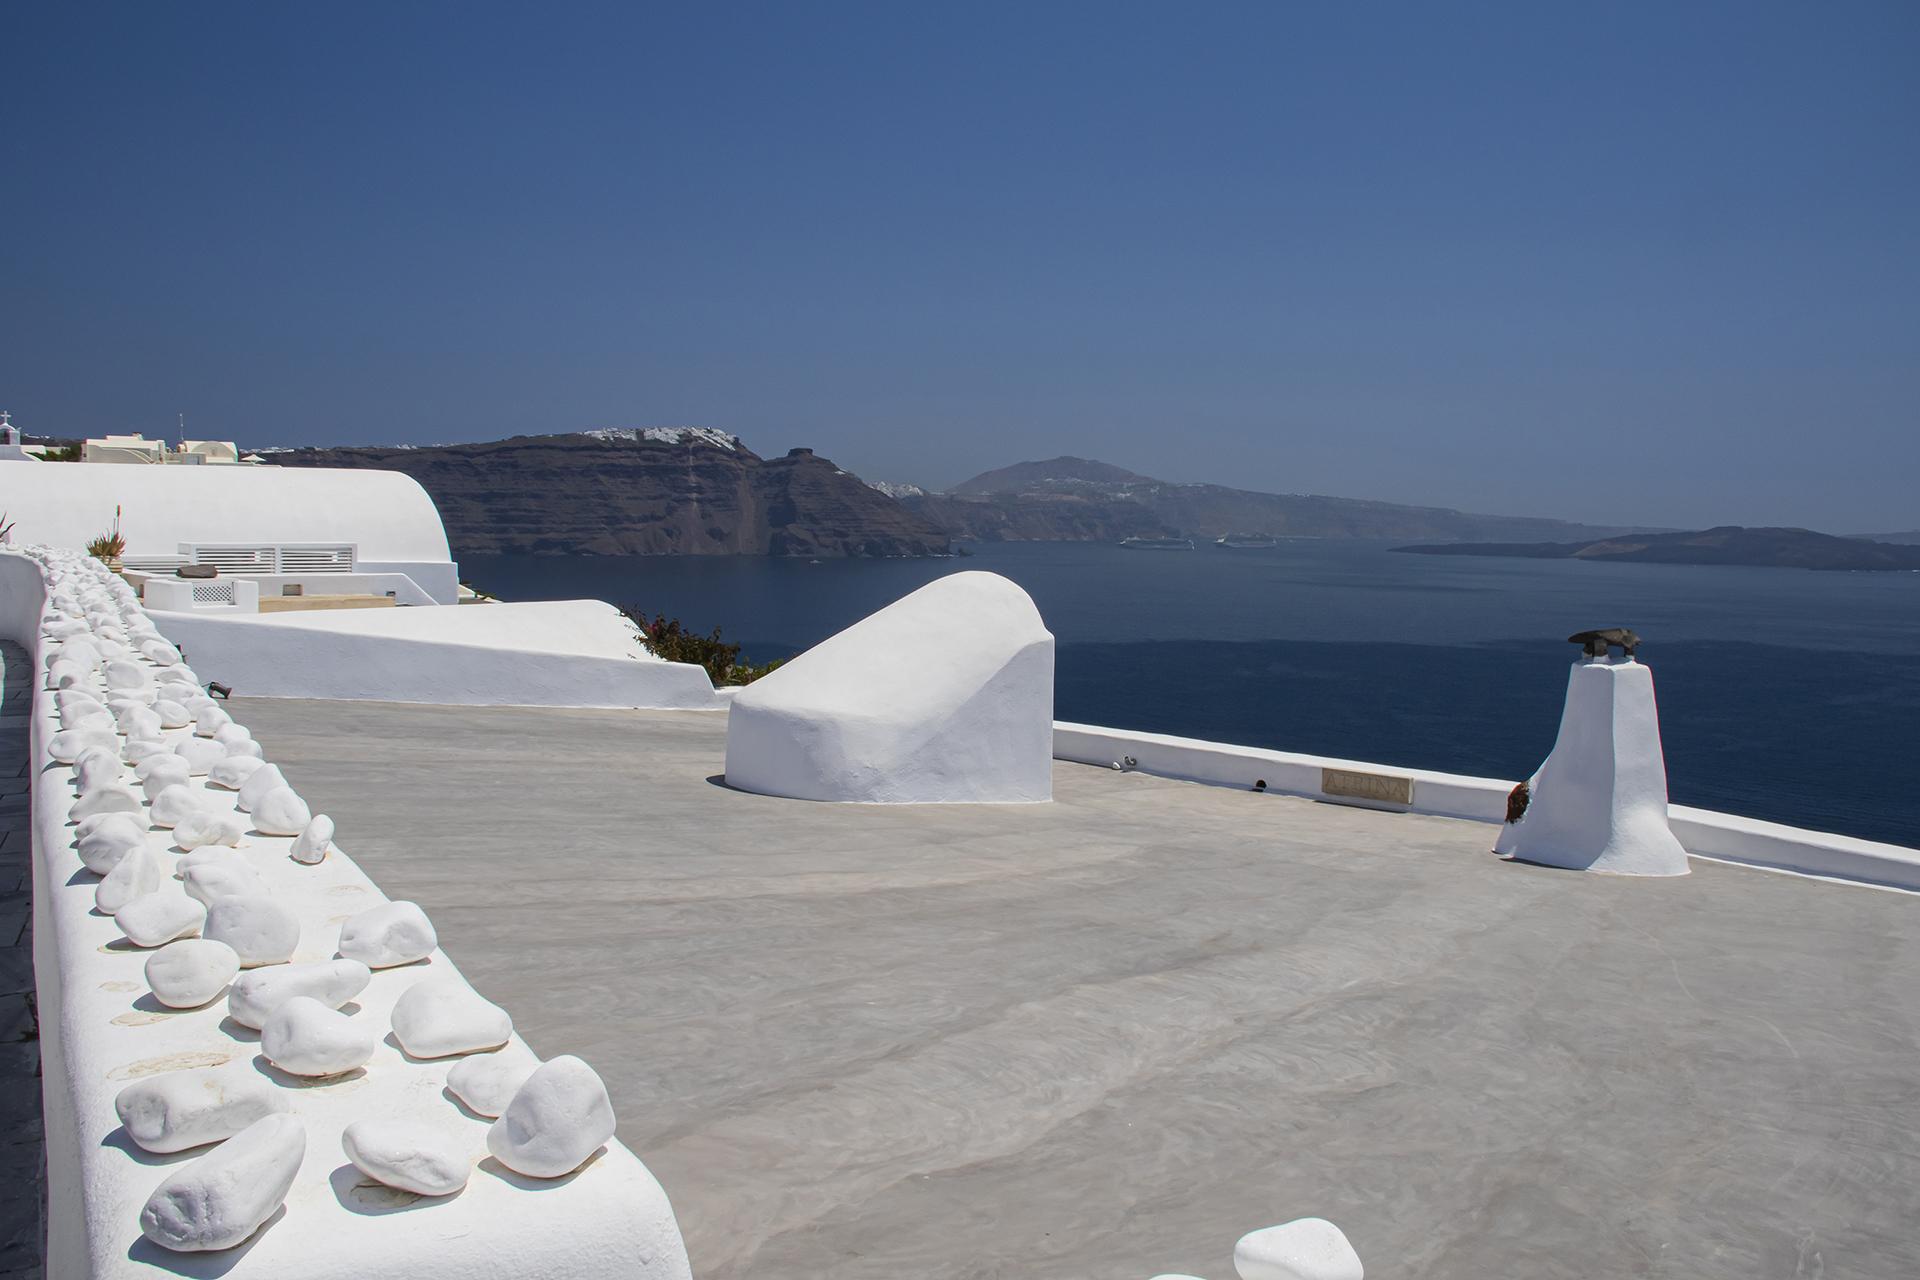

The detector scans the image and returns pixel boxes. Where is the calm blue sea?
[462,543,1920,849]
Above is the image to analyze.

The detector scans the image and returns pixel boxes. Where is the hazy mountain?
[271,431,951,558]
[1396,526,1920,571]
[906,455,1643,544]
[949,456,1156,497]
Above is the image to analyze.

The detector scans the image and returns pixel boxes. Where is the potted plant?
[86,505,127,570]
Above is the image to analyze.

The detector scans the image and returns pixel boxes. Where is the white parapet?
[724,570,1055,803]
[1495,655,1690,876]
[1,548,693,1279]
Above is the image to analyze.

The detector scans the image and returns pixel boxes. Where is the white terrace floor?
[233,697,1920,1280]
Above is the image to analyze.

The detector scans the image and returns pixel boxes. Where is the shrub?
[85,505,126,564]
[619,607,785,686]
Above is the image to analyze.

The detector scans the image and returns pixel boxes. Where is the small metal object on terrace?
[1568,627,1642,658]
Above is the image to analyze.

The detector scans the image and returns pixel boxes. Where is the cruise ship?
[3,435,1917,1280]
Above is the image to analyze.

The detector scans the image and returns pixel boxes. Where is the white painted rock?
[51,728,118,765]
[147,939,241,1008]
[390,978,512,1058]
[236,763,289,814]
[73,747,123,794]
[105,659,152,692]
[135,748,189,782]
[445,1043,541,1118]
[173,811,248,852]
[61,710,114,739]
[194,704,233,737]
[140,637,183,666]
[139,755,193,802]
[175,845,245,876]
[182,861,268,907]
[207,754,265,790]
[725,571,1057,803]
[117,706,163,741]
[338,901,436,968]
[172,736,228,776]
[116,891,207,947]
[152,698,192,729]
[225,737,266,761]
[260,995,377,1077]
[71,782,142,821]
[76,814,147,874]
[341,1119,473,1197]
[46,660,91,693]
[115,1066,290,1154]
[486,1055,616,1178]
[149,783,210,830]
[202,895,300,968]
[121,737,174,765]
[227,958,372,1030]
[251,787,312,837]
[97,845,164,915]
[214,723,253,749]
[1234,1219,1365,1280]
[139,1112,305,1253]
[289,814,335,864]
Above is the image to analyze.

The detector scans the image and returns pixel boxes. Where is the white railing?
[118,554,191,574]
[180,543,357,574]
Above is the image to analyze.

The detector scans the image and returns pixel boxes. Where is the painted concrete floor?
[235,697,1920,1280]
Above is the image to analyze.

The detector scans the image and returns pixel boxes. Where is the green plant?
[86,505,126,564]
[41,443,82,462]
[0,511,14,542]
[619,607,786,686]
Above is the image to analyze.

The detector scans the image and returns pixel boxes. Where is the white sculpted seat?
[724,571,1054,803]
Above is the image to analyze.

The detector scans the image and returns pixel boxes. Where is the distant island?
[897,455,1645,546]
[1394,526,1920,571]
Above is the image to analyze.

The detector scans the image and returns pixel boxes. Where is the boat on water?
[1214,532,1279,549]
[1118,535,1195,550]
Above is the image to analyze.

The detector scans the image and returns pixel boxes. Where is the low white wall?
[149,600,722,709]
[6,549,693,1278]
[1053,722,1920,891]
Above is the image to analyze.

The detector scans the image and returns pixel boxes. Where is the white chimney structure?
[1495,630,1690,876]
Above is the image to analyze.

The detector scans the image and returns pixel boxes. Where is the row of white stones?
[31,546,621,1254]
[1152,1217,1365,1280]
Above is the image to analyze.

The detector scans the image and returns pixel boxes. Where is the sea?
[462,542,1920,849]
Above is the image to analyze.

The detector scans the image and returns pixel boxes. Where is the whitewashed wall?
[150,600,722,708]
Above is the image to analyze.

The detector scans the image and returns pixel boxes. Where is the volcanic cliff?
[270,429,952,558]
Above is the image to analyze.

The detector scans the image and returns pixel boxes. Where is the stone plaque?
[1321,767,1414,807]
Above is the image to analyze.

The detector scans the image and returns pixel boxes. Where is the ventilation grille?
[188,545,276,574]
[191,579,238,605]
[275,545,355,573]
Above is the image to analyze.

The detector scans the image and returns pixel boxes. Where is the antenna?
[178,411,186,445]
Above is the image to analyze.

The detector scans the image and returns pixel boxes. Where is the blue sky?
[3,2,1915,531]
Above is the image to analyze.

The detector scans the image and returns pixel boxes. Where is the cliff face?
[270,431,951,558]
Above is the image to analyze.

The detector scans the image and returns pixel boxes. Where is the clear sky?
[3,3,1915,532]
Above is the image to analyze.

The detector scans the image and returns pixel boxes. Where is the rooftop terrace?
[231,696,1920,1280]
